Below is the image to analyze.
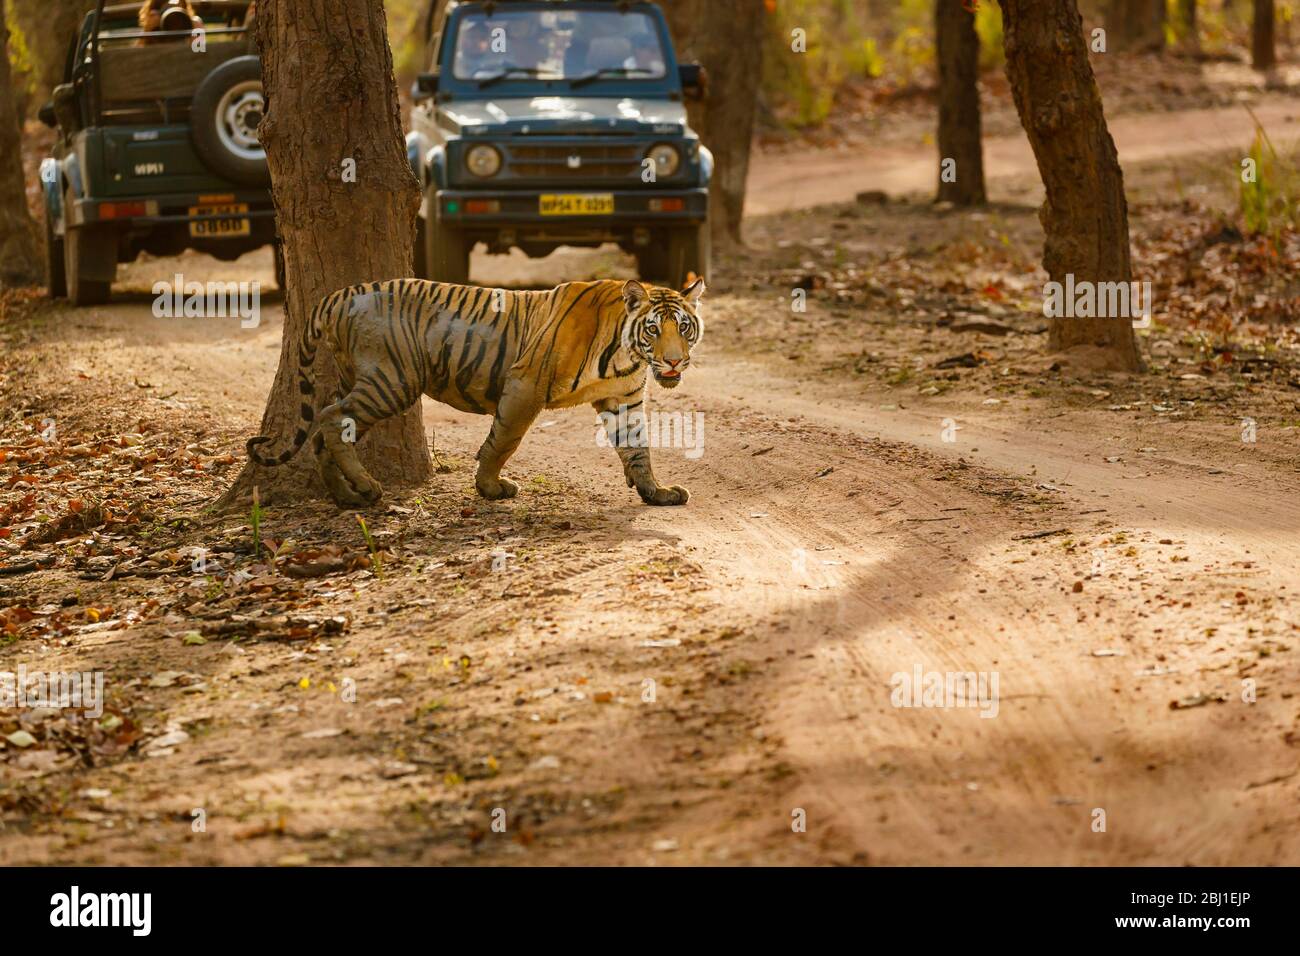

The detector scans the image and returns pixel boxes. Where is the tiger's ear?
[621,279,649,313]
[682,275,706,306]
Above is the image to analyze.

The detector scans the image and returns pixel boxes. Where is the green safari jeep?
[406,0,712,288]
[38,0,277,305]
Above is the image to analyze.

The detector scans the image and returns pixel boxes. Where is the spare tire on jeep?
[191,56,271,187]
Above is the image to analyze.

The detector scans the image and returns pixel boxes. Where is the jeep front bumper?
[434,187,708,229]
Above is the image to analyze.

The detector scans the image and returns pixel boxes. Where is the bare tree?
[661,0,766,245]
[221,0,430,506]
[0,5,40,287]
[935,0,986,206]
[1106,0,1166,53]
[1252,0,1276,73]
[998,0,1142,372]
[1175,0,1200,55]
[8,1,96,105]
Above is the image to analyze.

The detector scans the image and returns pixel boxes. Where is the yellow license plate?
[189,203,251,238]
[539,194,614,216]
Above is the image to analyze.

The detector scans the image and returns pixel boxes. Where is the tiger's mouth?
[653,369,682,388]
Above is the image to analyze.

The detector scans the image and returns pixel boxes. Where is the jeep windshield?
[451,7,667,85]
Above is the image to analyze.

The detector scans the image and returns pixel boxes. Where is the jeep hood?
[441,97,689,136]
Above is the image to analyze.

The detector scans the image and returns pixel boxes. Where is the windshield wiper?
[569,66,655,89]
[476,66,549,88]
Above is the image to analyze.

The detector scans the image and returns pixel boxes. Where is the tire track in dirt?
[608,348,1300,864]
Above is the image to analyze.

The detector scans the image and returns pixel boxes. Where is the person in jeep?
[454,21,495,77]
[502,15,545,66]
[137,0,204,44]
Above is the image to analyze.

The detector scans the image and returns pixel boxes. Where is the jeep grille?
[505,142,642,181]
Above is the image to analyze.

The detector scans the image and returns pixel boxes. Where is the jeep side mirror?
[679,63,706,102]
[38,102,57,128]
[413,72,438,103]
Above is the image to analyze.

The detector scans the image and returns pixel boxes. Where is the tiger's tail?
[245,289,343,467]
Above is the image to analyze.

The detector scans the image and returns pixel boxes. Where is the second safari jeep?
[406,0,711,288]
[39,1,276,306]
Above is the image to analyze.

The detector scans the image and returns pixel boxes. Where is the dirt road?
[746,95,1300,215]
[2,97,1298,865]
[3,234,1297,865]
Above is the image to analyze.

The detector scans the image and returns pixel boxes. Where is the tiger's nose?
[665,357,682,368]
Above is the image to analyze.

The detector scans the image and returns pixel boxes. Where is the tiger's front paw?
[639,484,689,506]
[476,475,519,500]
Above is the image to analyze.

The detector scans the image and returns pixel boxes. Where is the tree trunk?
[1252,0,1276,72]
[220,0,430,508]
[1175,0,1199,54]
[998,0,1142,372]
[0,6,41,288]
[935,0,986,206]
[404,0,450,76]
[1107,0,1165,53]
[8,1,97,105]
[661,0,765,245]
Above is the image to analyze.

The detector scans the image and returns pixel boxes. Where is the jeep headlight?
[465,144,502,178]
[646,143,680,178]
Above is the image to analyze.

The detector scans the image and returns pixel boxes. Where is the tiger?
[246,277,705,508]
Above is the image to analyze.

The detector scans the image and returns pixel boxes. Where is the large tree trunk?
[1106,0,1166,53]
[8,1,96,106]
[661,0,765,245]
[220,0,430,508]
[934,0,986,206]
[0,6,41,288]
[1252,0,1276,72]
[998,0,1142,372]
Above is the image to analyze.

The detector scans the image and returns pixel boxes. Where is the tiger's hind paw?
[639,484,689,506]
[320,456,383,508]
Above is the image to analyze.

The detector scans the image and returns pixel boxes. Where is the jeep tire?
[63,189,115,306]
[666,222,710,290]
[634,241,669,282]
[191,56,271,187]
[425,212,469,285]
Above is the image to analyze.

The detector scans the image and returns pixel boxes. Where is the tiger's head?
[621,277,705,390]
